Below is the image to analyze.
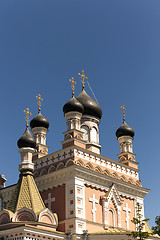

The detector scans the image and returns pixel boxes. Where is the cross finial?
[69,77,77,97]
[24,108,32,128]
[36,94,43,112]
[78,70,88,89]
[121,104,126,123]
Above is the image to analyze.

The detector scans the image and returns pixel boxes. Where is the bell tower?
[76,70,102,154]
[62,77,86,149]
[30,94,49,159]
[116,105,138,169]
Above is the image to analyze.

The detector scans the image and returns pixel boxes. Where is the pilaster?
[80,115,101,154]
[31,127,49,159]
[65,177,86,234]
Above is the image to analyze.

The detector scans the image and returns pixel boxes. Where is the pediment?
[102,184,123,206]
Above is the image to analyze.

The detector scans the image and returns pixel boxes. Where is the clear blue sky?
[0,0,159,227]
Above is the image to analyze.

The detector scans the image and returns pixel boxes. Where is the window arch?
[91,127,97,143]
[108,208,115,227]
[81,125,89,141]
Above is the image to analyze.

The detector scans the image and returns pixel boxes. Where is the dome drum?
[65,111,82,120]
[80,114,100,125]
[118,135,133,143]
[31,126,48,135]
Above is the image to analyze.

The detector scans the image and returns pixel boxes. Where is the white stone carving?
[44,193,55,210]
[123,203,131,230]
[102,184,123,228]
[89,193,98,222]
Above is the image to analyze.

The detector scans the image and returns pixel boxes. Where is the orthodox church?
[0,71,155,240]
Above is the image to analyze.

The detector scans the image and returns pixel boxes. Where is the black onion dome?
[17,128,36,149]
[63,96,84,114]
[76,89,102,119]
[30,112,49,129]
[116,122,135,138]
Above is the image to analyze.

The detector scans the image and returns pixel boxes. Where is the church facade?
[0,71,155,240]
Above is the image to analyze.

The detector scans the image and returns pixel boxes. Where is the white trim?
[108,207,116,227]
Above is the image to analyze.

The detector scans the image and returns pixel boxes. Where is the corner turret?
[18,108,36,172]
[116,105,138,169]
[30,94,49,159]
[0,107,58,228]
[62,77,86,149]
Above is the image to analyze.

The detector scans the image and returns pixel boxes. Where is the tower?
[116,105,138,169]
[76,70,102,154]
[30,94,49,160]
[62,77,86,149]
[0,108,58,238]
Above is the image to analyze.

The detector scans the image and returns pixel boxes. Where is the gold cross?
[78,70,88,89]
[69,77,77,96]
[121,104,126,123]
[36,94,43,112]
[24,108,32,127]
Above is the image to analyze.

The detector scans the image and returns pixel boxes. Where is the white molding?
[33,146,139,180]
[12,207,37,222]
[102,184,123,228]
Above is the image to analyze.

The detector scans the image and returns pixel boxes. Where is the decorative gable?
[101,184,123,228]
[103,184,123,206]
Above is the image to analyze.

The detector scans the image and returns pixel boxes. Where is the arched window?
[108,208,115,227]
[81,125,89,141]
[91,127,97,143]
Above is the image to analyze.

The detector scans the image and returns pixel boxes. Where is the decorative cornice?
[101,184,123,205]
[0,223,65,238]
[33,146,140,185]
[63,129,84,135]
[1,163,148,206]
[61,137,86,145]
[33,165,149,198]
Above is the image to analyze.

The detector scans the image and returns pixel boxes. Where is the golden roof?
[7,171,45,216]
[91,223,160,238]
[145,221,153,234]
[90,226,130,235]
